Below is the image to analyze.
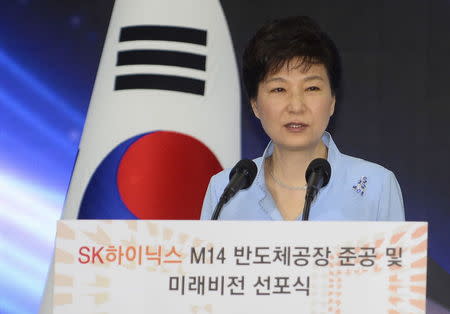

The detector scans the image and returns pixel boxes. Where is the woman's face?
[251,60,335,152]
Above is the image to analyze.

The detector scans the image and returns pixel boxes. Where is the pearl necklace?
[268,164,307,191]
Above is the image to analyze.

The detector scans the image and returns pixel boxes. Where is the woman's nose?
[287,91,305,113]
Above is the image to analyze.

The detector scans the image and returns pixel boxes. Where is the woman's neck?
[268,141,328,187]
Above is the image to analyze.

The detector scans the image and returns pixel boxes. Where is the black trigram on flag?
[115,25,207,95]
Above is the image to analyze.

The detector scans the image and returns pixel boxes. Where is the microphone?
[211,159,257,220]
[302,158,331,221]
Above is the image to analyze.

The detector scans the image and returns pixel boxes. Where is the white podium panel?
[53,220,427,314]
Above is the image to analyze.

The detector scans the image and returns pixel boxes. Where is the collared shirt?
[200,132,405,221]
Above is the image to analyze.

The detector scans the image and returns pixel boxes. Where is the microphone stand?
[301,158,331,221]
[302,170,323,221]
[302,193,314,221]
[210,164,256,220]
[211,196,227,220]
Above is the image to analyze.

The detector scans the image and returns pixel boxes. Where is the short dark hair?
[242,16,342,100]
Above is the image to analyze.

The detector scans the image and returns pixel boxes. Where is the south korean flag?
[62,0,241,220]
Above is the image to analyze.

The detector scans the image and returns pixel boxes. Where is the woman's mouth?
[285,122,308,131]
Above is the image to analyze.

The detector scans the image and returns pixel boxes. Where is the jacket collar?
[252,132,342,219]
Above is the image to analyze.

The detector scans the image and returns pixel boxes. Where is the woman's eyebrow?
[264,77,286,83]
[265,75,324,83]
[304,75,324,82]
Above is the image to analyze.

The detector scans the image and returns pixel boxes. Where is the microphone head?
[305,158,332,187]
[229,159,258,189]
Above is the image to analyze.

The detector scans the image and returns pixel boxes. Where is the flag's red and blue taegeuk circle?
[78,131,222,219]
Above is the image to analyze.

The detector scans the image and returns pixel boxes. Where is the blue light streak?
[0,170,63,314]
[0,259,43,303]
[0,170,64,221]
[0,297,31,314]
[0,86,76,153]
[0,48,84,127]
[1,237,49,280]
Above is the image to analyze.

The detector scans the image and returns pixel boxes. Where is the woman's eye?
[270,87,285,93]
[306,86,320,91]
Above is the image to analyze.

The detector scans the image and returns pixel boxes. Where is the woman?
[201,16,405,221]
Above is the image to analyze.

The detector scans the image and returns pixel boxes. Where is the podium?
[53,220,427,313]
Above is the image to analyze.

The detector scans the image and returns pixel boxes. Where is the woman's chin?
[275,139,319,152]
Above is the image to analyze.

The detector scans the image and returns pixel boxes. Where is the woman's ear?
[329,95,336,117]
[251,98,260,119]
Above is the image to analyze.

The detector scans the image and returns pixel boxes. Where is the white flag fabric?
[63,0,240,220]
[41,0,240,311]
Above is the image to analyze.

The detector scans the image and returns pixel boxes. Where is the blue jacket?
[201,132,405,221]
